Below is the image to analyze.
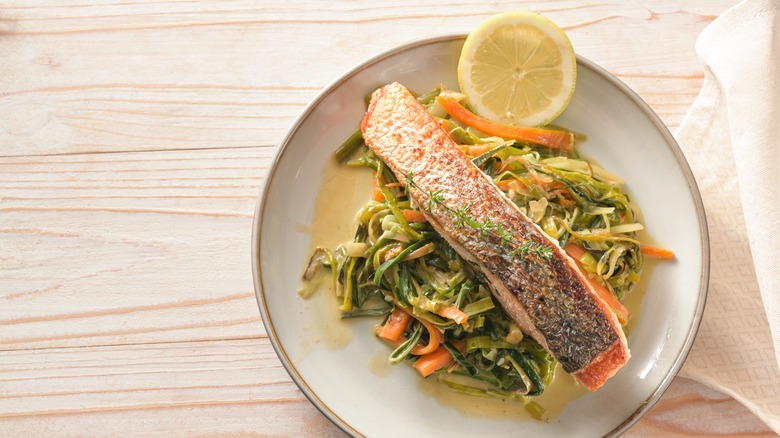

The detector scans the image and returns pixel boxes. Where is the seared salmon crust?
[360,82,630,390]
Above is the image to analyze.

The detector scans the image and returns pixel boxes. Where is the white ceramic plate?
[253,35,709,437]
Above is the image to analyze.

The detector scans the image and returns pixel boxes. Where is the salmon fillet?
[360,82,630,391]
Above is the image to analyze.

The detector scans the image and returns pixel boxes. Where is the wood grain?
[1,0,774,436]
[0,339,772,437]
[1,1,723,156]
[0,339,344,437]
[1,147,267,350]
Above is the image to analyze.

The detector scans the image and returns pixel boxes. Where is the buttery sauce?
[297,159,374,354]
[300,152,654,420]
[417,363,587,421]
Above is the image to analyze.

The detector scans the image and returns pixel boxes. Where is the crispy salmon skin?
[360,82,630,391]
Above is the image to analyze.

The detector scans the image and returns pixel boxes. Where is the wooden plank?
[0,339,771,436]
[1,147,268,350]
[0,339,344,437]
[0,1,728,156]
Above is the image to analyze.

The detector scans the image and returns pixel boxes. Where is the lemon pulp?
[458,11,576,127]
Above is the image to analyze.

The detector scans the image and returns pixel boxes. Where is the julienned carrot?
[380,307,443,356]
[495,179,516,191]
[374,177,406,202]
[437,97,574,151]
[378,307,413,342]
[413,340,466,377]
[564,243,629,325]
[641,245,675,259]
[436,305,469,325]
[409,317,442,356]
[402,209,428,223]
[462,144,493,156]
[563,242,587,260]
[585,273,628,326]
[413,345,454,377]
[372,178,384,202]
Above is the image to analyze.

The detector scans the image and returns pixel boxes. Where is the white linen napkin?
[675,0,780,432]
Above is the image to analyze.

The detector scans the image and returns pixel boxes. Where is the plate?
[252,35,709,437]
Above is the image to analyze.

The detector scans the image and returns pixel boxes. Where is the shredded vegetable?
[301,85,656,412]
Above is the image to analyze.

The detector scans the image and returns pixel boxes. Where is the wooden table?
[1,1,776,436]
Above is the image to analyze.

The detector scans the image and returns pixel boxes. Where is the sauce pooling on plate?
[300,151,656,420]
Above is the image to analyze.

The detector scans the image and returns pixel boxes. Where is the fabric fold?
[675,0,780,432]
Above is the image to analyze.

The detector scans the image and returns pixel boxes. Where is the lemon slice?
[458,11,576,127]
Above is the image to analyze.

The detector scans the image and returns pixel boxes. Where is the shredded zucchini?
[301,85,645,413]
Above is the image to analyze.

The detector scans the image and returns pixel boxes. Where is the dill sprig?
[405,172,553,261]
